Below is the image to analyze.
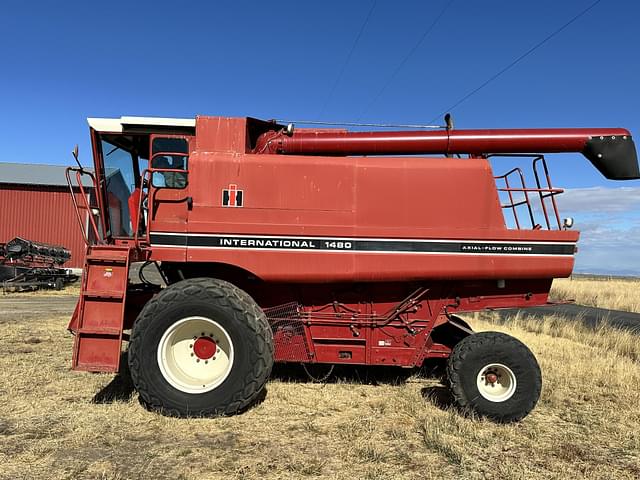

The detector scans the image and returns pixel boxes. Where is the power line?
[429,0,603,123]
[358,0,455,120]
[317,1,378,118]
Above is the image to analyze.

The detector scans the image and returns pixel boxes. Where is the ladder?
[71,245,131,372]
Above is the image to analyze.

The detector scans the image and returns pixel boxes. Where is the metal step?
[77,326,121,336]
[82,289,125,299]
[72,246,131,373]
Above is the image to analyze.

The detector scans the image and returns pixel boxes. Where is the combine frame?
[65,115,639,422]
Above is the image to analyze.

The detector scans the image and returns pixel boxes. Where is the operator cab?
[86,117,195,242]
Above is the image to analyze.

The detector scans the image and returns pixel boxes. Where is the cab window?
[101,139,137,237]
[151,137,188,189]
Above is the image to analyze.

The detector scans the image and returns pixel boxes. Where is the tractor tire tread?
[446,331,541,423]
[128,278,273,417]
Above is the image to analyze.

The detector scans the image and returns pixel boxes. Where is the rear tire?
[128,278,274,417]
[446,332,541,423]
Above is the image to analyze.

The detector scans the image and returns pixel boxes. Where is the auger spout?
[255,127,639,180]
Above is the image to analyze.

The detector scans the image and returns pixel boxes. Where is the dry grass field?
[1,291,639,479]
[551,276,640,313]
[1,283,81,297]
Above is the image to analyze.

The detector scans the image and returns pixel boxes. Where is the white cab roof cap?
[87,116,196,133]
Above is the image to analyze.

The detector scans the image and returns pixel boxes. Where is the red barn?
[0,162,92,268]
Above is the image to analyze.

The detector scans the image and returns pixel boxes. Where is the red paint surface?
[0,184,88,268]
[171,149,577,282]
[193,337,217,360]
[257,127,631,156]
[71,245,130,372]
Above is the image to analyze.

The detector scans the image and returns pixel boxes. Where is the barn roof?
[0,162,99,187]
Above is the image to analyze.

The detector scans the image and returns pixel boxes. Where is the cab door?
[146,135,193,260]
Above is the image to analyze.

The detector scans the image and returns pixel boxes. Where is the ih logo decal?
[222,184,243,207]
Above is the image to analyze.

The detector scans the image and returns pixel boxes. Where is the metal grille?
[263,302,311,361]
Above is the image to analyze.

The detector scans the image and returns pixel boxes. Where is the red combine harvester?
[66,115,639,422]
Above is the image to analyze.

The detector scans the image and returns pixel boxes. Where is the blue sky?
[1,1,638,273]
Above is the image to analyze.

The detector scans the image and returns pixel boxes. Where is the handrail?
[133,169,151,248]
[65,167,103,245]
[133,167,191,248]
[533,157,562,229]
[492,154,564,230]
[494,167,535,229]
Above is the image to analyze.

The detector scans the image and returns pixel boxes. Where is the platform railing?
[492,155,564,230]
[533,156,563,230]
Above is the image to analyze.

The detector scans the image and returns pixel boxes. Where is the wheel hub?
[157,316,234,394]
[476,363,517,403]
[193,336,217,360]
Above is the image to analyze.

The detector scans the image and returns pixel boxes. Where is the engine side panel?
[149,150,577,281]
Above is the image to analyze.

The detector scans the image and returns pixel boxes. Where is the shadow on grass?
[90,354,452,414]
[420,385,455,411]
[271,363,411,385]
[92,351,135,404]
[92,350,268,416]
[271,358,448,386]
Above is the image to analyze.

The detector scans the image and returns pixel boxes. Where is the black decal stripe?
[152,233,188,246]
[149,233,575,256]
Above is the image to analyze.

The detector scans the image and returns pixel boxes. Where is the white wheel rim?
[157,316,234,394]
[476,363,517,402]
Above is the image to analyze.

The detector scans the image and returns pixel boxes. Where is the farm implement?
[0,237,78,292]
[65,115,638,421]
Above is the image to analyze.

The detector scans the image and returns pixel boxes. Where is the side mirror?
[72,145,82,170]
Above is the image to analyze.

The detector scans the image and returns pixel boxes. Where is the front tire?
[446,332,541,423]
[128,278,274,417]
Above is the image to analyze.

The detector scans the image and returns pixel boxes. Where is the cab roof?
[87,116,196,133]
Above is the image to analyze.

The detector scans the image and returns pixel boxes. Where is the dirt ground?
[0,294,639,479]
